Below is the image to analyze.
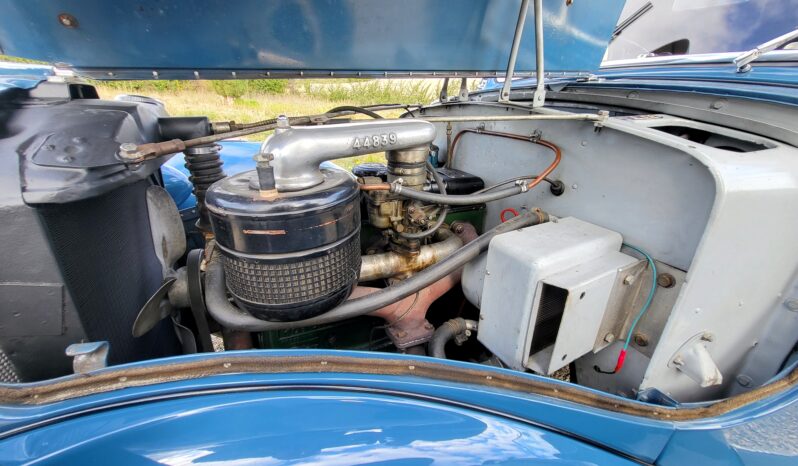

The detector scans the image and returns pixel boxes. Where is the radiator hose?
[205,209,549,332]
[429,318,478,359]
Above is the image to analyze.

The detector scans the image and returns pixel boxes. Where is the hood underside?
[0,0,624,80]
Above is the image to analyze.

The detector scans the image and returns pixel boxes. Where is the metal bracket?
[65,341,109,374]
[668,332,723,388]
[439,77,450,102]
[457,78,469,101]
[499,0,546,108]
[500,0,529,102]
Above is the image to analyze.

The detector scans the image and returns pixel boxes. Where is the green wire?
[621,243,657,351]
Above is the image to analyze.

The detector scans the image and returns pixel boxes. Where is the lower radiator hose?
[204,209,549,332]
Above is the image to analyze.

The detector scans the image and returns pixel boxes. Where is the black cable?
[326,105,384,119]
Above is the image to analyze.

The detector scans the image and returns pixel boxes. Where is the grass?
[92,79,458,169]
[1,54,478,169]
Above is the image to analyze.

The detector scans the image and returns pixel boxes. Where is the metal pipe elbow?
[262,119,436,191]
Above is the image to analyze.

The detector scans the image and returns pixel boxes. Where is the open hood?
[0,0,624,80]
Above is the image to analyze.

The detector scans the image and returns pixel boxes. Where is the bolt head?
[604,333,615,343]
[701,332,714,342]
[623,275,635,285]
[785,298,798,311]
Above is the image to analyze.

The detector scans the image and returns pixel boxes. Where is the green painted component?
[444,204,486,233]
[256,316,394,351]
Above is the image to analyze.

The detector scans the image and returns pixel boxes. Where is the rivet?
[408,365,415,370]
[320,361,328,365]
[57,13,78,28]
[223,362,231,368]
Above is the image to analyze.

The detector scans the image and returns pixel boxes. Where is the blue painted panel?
[0,0,624,78]
[0,62,53,93]
[0,388,636,465]
[479,65,798,106]
[160,163,195,210]
[0,350,796,463]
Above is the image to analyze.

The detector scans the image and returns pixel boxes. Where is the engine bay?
[2,78,798,407]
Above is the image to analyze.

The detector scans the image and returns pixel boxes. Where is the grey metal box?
[477,217,636,372]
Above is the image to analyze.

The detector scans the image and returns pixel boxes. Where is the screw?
[657,273,676,288]
[623,275,635,285]
[604,333,615,343]
[633,333,649,347]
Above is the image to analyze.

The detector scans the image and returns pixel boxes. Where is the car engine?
[2,77,797,406]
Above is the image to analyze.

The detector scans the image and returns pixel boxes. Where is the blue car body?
[1,1,797,464]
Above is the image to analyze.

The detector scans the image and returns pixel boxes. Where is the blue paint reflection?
[0,390,632,465]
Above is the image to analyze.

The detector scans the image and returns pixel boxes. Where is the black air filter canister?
[206,167,361,321]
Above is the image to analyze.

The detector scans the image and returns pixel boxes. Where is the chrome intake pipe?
[261,117,436,191]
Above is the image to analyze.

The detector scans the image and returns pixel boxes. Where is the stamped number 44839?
[352,132,398,149]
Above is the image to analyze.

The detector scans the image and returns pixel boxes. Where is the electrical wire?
[594,243,657,375]
[326,105,384,119]
[500,208,520,222]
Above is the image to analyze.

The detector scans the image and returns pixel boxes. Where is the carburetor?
[362,145,445,254]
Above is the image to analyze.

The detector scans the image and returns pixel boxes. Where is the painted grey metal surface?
[426,100,798,401]
[262,119,435,191]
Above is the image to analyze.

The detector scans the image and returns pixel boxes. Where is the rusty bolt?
[657,273,676,288]
[58,13,78,28]
[119,143,142,161]
[633,333,649,347]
